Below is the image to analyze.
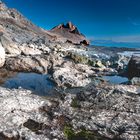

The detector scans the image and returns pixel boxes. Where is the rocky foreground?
[0,83,140,140]
[0,1,140,140]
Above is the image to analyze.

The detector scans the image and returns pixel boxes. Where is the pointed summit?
[50,22,89,45]
[52,22,81,35]
[66,21,75,30]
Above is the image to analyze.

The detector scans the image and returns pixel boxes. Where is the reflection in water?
[3,73,55,96]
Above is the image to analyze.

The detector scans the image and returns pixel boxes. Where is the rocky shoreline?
[0,38,140,140]
[0,1,140,140]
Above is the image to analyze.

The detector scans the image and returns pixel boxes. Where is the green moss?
[70,53,89,64]
[75,130,98,140]
[71,98,81,108]
[64,126,75,140]
[64,126,107,140]
[76,55,88,64]
[67,52,105,68]
[88,59,96,66]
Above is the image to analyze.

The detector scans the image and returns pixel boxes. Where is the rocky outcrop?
[5,55,50,74]
[53,62,94,87]
[127,56,140,78]
[50,22,89,45]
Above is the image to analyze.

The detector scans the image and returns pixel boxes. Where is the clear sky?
[2,0,140,42]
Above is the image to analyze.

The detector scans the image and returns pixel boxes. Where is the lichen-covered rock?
[52,62,94,87]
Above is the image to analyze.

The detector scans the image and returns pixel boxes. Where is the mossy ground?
[64,126,108,140]
[71,98,81,108]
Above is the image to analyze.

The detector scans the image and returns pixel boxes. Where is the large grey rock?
[1,35,21,55]
[53,62,94,87]
[20,44,42,55]
[127,56,140,78]
[5,55,49,73]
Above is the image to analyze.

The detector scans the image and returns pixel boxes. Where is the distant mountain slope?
[0,1,89,45]
[0,1,55,43]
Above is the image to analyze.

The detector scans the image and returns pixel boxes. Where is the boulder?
[1,35,21,55]
[127,56,140,78]
[52,62,94,88]
[5,55,49,73]
[20,44,42,55]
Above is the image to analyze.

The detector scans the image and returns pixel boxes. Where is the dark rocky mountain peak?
[50,22,89,45]
[52,21,82,36]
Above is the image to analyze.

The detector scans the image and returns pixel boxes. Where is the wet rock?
[0,68,17,85]
[23,119,43,132]
[127,56,140,78]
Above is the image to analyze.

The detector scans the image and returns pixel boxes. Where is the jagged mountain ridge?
[50,21,89,45]
[0,1,89,45]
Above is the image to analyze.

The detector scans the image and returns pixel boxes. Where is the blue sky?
[2,0,140,42]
